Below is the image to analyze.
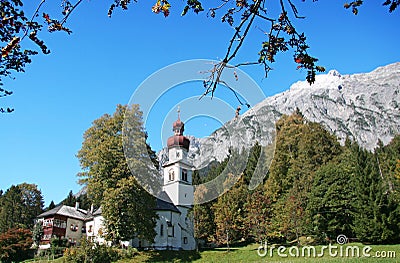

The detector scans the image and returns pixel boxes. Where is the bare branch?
[60,0,83,25]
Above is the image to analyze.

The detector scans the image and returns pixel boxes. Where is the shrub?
[63,238,120,263]
[118,247,139,259]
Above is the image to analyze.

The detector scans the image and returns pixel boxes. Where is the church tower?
[162,109,194,207]
[160,109,195,250]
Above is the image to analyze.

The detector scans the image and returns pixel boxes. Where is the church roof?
[155,191,181,213]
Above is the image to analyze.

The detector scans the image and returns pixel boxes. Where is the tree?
[18,183,44,229]
[77,104,158,244]
[245,184,271,243]
[263,111,342,242]
[1,1,398,112]
[212,175,249,246]
[0,227,33,262]
[32,221,43,246]
[101,177,157,244]
[0,183,43,233]
[307,146,357,242]
[352,146,400,244]
[62,190,77,207]
[48,200,56,210]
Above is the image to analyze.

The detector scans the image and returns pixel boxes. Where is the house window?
[43,219,53,227]
[183,237,188,244]
[53,219,66,229]
[70,224,78,232]
[81,226,86,233]
[169,169,175,181]
[168,225,174,237]
[88,225,93,233]
[160,224,164,236]
[181,169,188,181]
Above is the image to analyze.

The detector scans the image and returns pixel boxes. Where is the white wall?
[85,215,106,245]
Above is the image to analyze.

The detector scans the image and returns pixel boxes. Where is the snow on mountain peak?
[328,69,341,77]
[161,63,400,167]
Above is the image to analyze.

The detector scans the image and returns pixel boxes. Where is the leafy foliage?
[32,221,43,246]
[64,238,120,263]
[0,227,33,262]
[77,104,158,244]
[213,175,249,245]
[102,177,157,244]
[0,183,44,233]
[307,147,358,242]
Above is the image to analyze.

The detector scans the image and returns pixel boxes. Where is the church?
[129,114,196,250]
[36,114,196,250]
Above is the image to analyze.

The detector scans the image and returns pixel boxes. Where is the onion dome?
[167,134,190,150]
[167,113,190,150]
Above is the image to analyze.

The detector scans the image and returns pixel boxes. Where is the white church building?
[87,115,196,250]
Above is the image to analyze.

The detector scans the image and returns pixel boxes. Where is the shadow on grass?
[144,250,201,262]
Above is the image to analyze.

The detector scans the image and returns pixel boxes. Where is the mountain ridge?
[181,62,400,168]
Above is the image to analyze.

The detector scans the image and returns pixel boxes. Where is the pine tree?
[352,146,400,244]
[307,146,357,242]
[48,200,56,210]
[62,190,76,207]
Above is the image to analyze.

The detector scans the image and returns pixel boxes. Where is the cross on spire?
[177,105,181,120]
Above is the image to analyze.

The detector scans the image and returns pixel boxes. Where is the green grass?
[116,243,400,263]
[29,243,400,263]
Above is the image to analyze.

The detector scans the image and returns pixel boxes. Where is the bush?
[63,238,120,263]
[118,247,139,259]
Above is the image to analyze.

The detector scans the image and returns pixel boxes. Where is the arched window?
[169,169,175,181]
[181,169,188,181]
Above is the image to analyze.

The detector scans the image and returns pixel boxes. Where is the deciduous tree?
[0,227,33,262]
[0,183,43,233]
[77,104,158,244]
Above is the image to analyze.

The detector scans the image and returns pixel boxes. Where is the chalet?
[36,202,94,245]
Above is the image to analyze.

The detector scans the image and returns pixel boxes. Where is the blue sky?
[1,0,399,205]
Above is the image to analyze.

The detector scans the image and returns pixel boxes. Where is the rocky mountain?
[171,62,400,168]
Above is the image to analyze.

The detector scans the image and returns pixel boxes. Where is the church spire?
[167,106,189,150]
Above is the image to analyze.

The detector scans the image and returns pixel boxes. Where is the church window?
[169,169,175,181]
[182,169,188,181]
[168,225,174,237]
[183,237,188,244]
[160,224,164,236]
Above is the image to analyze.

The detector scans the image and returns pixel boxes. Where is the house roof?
[38,192,180,221]
[93,207,102,216]
[37,205,91,221]
[155,191,181,213]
